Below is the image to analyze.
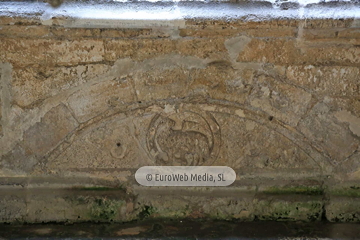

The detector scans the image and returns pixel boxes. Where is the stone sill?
[1,1,360,29]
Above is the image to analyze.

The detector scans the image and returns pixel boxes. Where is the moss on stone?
[329,187,360,198]
[263,186,324,196]
[138,205,157,220]
[90,198,125,221]
[254,200,323,221]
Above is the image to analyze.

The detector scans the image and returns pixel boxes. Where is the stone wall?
[0,14,359,223]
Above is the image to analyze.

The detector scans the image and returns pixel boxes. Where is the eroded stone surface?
[22,104,78,156]
[0,16,359,223]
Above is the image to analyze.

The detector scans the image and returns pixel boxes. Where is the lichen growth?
[90,198,124,221]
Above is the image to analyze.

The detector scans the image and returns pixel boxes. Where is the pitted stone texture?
[286,66,360,97]
[134,67,190,102]
[12,64,111,107]
[1,39,104,67]
[248,74,312,127]
[104,38,227,62]
[104,39,176,62]
[237,39,300,64]
[237,38,360,66]
[50,28,153,39]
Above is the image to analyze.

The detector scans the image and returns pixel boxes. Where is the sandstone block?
[12,64,111,107]
[338,29,360,38]
[326,197,360,222]
[237,39,300,64]
[177,38,228,59]
[1,39,104,67]
[243,28,297,38]
[134,67,190,102]
[297,102,359,165]
[104,39,176,61]
[0,26,52,38]
[179,28,241,38]
[50,27,153,39]
[302,29,338,40]
[248,74,312,127]
[303,19,354,29]
[66,78,135,123]
[286,65,360,97]
[237,38,360,65]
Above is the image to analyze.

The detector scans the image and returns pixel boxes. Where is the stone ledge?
[0,179,359,223]
[1,220,360,239]
[0,1,359,30]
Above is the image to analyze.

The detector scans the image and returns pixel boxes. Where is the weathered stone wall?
[0,15,359,223]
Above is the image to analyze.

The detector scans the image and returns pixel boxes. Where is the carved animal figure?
[155,127,211,166]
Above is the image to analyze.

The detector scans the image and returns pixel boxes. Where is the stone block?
[338,29,360,38]
[247,73,312,127]
[326,197,360,222]
[0,26,52,38]
[237,39,300,64]
[177,38,228,59]
[303,19,354,29]
[242,28,297,38]
[0,193,27,222]
[253,195,323,221]
[297,102,359,165]
[66,78,135,123]
[12,64,111,107]
[104,39,176,62]
[1,144,38,174]
[286,65,360,97]
[134,67,190,102]
[22,104,79,156]
[237,38,360,65]
[1,39,104,67]
[50,27,153,39]
[302,29,338,40]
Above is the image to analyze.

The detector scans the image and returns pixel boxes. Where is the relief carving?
[147,110,221,166]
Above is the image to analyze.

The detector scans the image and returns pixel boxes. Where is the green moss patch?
[90,198,125,221]
[254,200,323,222]
[139,205,157,220]
[329,187,360,198]
[263,186,324,196]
